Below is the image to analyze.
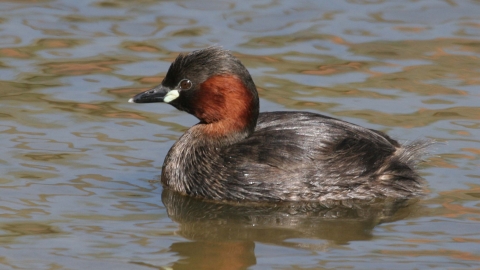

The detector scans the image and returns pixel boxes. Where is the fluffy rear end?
[375,140,434,198]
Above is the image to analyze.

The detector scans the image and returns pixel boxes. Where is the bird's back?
[220,111,428,201]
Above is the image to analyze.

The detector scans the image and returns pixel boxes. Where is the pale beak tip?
[128,98,134,103]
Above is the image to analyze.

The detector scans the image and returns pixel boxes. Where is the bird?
[129,46,430,202]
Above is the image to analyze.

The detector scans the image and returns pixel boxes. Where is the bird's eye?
[179,79,193,90]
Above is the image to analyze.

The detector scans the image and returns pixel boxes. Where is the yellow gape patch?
[164,90,179,103]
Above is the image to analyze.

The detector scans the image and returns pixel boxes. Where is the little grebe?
[129,47,429,202]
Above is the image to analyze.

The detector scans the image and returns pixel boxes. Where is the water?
[1,0,479,269]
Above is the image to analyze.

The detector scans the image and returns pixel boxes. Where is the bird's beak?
[128,84,179,103]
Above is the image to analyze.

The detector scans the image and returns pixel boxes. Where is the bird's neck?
[192,74,259,138]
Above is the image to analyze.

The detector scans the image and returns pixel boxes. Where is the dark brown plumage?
[129,46,430,202]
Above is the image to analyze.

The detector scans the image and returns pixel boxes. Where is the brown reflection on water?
[41,59,129,76]
[336,106,480,128]
[0,39,83,60]
[239,37,480,132]
[364,184,480,265]
[0,48,31,59]
[303,61,370,76]
[432,184,480,219]
[161,190,420,269]
[123,43,162,53]
[347,39,480,91]
[36,38,81,49]
[1,223,59,237]
[161,241,256,270]
[378,249,480,264]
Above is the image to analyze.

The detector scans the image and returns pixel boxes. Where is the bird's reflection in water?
[159,189,420,270]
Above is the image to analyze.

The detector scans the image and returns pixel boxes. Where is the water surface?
[1,0,480,269]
